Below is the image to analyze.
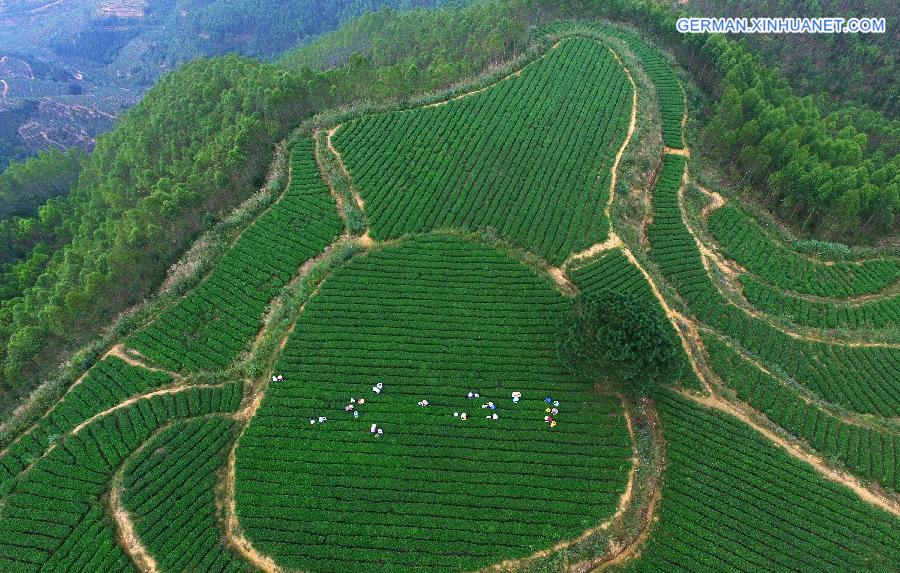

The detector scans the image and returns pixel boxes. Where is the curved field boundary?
[702,331,899,493]
[686,187,899,340]
[233,234,635,572]
[0,383,243,571]
[127,138,343,372]
[481,394,643,572]
[330,37,633,265]
[636,131,900,516]
[646,155,900,417]
[561,45,638,272]
[535,21,686,150]
[674,388,899,518]
[739,274,900,333]
[618,391,900,572]
[120,416,246,573]
[0,355,176,495]
[706,203,900,299]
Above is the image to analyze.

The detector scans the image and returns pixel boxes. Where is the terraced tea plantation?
[332,37,632,265]
[0,22,897,573]
[236,235,633,571]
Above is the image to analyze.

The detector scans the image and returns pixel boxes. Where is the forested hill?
[668,0,898,117]
[0,0,461,171]
[0,0,896,414]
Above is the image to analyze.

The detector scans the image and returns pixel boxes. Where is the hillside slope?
[0,0,459,169]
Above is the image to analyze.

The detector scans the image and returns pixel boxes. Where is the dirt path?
[688,181,899,309]
[107,432,162,573]
[215,253,335,573]
[587,401,665,573]
[620,245,709,392]
[326,126,367,215]
[604,49,638,221]
[632,120,900,518]
[313,131,346,212]
[701,327,898,433]
[562,233,623,273]
[71,383,221,435]
[663,147,689,157]
[104,344,179,377]
[110,487,158,573]
[221,395,282,573]
[700,248,900,349]
[772,280,900,306]
[422,70,520,110]
[674,388,900,518]
[553,46,635,278]
[251,240,347,354]
[0,343,179,460]
[559,43,635,275]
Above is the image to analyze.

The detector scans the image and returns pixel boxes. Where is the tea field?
[0,21,896,573]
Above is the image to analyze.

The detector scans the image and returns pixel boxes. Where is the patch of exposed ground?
[563,234,624,272]
[548,266,577,294]
[694,183,724,219]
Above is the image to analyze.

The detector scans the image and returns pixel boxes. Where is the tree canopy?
[559,290,681,395]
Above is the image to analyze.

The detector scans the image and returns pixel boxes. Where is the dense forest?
[0,0,896,407]
[671,0,898,116]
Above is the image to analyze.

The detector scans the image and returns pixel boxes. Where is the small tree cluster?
[559,289,681,395]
